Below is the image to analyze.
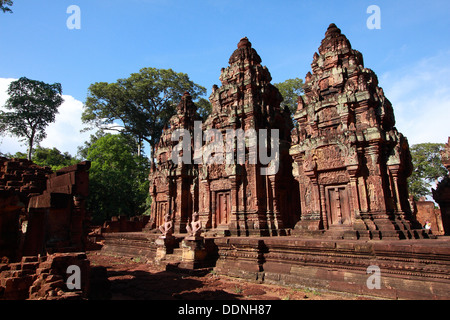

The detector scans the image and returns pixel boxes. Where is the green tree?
[82,68,207,159]
[0,151,27,158]
[77,130,139,160]
[0,77,64,160]
[32,146,79,171]
[84,133,151,224]
[0,0,13,13]
[274,77,304,115]
[408,143,447,199]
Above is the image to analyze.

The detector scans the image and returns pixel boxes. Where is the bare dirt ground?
[87,252,370,300]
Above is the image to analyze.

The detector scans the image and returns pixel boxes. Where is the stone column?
[366,142,387,213]
[211,188,216,229]
[347,166,361,220]
[319,183,327,230]
[269,175,284,234]
[173,176,187,233]
[358,176,369,213]
[388,164,403,215]
[229,175,240,235]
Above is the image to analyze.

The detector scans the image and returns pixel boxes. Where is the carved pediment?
[315,145,346,171]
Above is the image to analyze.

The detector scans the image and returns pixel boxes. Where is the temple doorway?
[215,191,231,228]
[157,201,168,227]
[325,185,351,226]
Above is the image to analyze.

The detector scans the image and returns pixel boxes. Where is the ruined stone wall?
[0,159,90,262]
[0,252,90,300]
[0,158,52,261]
[412,199,445,235]
[101,215,150,233]
[26,161,91,256]
[0,157,52,199]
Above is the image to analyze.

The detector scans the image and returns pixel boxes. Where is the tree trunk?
[27,135,34,161]
[137,136,142,157]
[151,144,156,164]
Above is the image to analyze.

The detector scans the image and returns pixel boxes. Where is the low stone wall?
[214,237,450,300]
[101,232,158,262]
[101,215,150,233]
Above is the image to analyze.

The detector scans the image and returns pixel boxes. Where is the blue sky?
[1,0,449,157]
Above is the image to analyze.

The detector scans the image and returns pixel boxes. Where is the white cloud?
[380,51,450,146]
[40,94,96,156]
[0,78,96,157]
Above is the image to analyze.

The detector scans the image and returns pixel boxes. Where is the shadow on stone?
[91,264,240,300]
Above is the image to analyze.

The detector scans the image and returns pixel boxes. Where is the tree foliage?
[82,68,207,159]
[408,143,447,199]
[0,77,63,160]
[0,0,13,13]
[0,151,27,158]
[274,77,304,115]
[32,146,79,171]
[83,133,151,224]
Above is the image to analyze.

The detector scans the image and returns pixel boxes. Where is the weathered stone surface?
[101,232,158,262]
[0,157,51,198]
[101,215,149,233]
[0,158,52,261]
[290,24,425,240]
[0,252,90,300]
[25,161,91,256]
[411,197,445,235]
[0,158,91,263]
[213,236,450,299]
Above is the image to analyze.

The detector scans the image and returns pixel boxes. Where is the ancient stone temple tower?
[290,24,426,239]
[148,92,201,233]
[197,37,299,236]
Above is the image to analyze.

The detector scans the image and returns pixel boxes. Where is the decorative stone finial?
[237,37,251,49]
[325,23,341,36]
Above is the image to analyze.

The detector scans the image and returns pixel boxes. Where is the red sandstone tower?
[148,38,300,237]
[148,92,201,233]
[290,24,428,239]
[197,37,299,236]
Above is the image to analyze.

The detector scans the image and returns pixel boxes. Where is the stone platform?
[214,236,450,299]
[101,232,159,262]
[101,232,218,270]
[100,231,450,299]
